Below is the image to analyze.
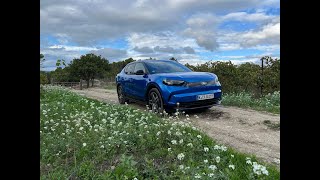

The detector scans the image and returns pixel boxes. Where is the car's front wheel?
[148,88,164,114]
[117,85,127,104]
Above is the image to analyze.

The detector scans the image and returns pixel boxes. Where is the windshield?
[144,61,192,74]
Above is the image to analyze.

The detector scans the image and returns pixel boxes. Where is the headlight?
[206,76,221,86]
[215,77,221,86]
[163,79,186,86]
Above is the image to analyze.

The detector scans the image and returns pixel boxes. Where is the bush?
[222,91,280,114]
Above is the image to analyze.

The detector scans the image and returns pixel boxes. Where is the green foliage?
[40,72,49,84]
[56,59,66,67]
[68,53,110,87]
[222,91,280,114]
[40,54,48,84]
[40,86,279,179]
[105,58,135,79]
[170,57,177,61]
[186,56,280,96]
[40,53,45,65]
[50,67,79,82]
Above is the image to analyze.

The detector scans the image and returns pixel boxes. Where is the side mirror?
[135,70,145,75]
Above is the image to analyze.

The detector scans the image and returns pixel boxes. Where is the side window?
[134,63,146,74]
[124,64,135,75]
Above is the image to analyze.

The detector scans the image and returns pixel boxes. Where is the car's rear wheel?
[148,88,164,114]
[117,85,127,104]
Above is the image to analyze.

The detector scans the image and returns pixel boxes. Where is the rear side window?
[134,63,146,74]
[124,64,135,75]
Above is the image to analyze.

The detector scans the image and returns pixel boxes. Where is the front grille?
[177,98,220,109]
[187,80,215,87]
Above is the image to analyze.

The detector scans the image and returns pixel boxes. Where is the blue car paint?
[116,60,222,110]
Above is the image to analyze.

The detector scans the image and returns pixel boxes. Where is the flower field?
[40,86,279,179]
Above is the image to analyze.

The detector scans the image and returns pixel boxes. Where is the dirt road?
[72,87,280,168]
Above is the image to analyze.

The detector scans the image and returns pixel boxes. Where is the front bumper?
[165,89,222,110]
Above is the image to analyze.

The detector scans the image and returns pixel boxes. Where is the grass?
[221,91,280,114]
[40,86,279,179]
[104,83,116,90]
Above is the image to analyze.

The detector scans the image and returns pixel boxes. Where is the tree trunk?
[86,79,90,88]
[80,79,83,90]
[91,78,94,87]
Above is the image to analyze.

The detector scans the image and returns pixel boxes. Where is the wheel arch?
[145,83,163,101]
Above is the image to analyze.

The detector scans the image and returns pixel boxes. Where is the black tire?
[117,85,127,104]
[148,88,164,114]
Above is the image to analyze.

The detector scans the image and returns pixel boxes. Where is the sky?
[40,0,280,71]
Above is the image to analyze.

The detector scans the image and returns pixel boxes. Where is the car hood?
[154,72,216,82]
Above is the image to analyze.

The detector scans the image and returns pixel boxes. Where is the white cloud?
[48,45,98,51]
[240,22,280,47]
[183,46,196,54]
[133,46,154,53]
[222,12,275,22]
[127,32,198,49]
[90,48,128,62]
[154,46,181,53]
[40,0,280,70]
[219,19,280,49]
[183,13,220,51]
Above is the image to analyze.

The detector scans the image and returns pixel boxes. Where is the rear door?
[131,62,148,100]
[123,63,135,97]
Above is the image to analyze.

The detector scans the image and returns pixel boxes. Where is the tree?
[169,57,177,61]
[40,72,48,84]
[69,53,110,88]
[105,57,135,79]
[40,53,45,68]
[40,54,48,84]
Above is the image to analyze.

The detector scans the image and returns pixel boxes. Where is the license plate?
[197,94,214,100]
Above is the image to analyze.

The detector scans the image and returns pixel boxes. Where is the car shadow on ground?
[127,100,225,119]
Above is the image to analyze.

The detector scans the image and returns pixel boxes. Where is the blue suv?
[116,60,222,113]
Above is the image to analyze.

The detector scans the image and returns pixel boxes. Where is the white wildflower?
[215,156,220,163]
[204,147,209,152]
[209,165,217,171]
[83,143,87,147]
[194,174,201,179]
[102,119,107,123]
[177,153,185,160]
[171,140,177,145]
[229,164,235,170]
